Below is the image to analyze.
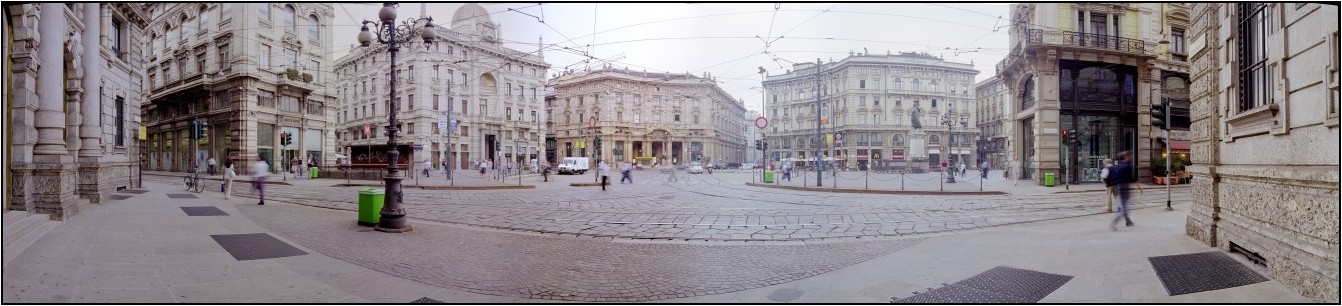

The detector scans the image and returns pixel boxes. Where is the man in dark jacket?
[1105,151,1143,230]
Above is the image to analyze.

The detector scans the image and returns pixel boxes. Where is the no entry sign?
[755,116,769,129]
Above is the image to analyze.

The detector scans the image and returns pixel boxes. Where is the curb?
[743,182,1007,195]
[144,172,294,186]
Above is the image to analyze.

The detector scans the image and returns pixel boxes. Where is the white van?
[557,157,590,174]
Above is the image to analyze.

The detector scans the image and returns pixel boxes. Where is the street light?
[355,2,437,233]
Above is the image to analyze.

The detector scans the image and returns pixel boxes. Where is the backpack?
[1100,167,1112,186]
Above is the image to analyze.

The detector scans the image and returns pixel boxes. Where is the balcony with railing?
[999,28,1155,73]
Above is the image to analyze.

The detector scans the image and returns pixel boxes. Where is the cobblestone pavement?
[153,170,1189,242]
[235,201,924,302]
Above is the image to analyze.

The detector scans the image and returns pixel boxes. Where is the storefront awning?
[1168,140,1190,151]
[856,155,869,161]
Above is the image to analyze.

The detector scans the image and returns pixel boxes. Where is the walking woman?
[223,160,237,199]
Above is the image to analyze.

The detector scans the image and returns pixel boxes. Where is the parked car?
[687,162,705,174]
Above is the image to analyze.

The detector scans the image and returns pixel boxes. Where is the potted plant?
[301,73,313,83]
[1150,157,1168,185]
[286,68,300,80]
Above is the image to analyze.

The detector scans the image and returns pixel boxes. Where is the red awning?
[856,155,869,161]
[1168,140,1190,151]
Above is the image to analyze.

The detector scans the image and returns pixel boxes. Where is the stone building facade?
[996,3,1192,185]
[333,4,549,172]
[764,53,979,171]
[550,67,748,166]
[141,3,336,174]
[1184,3,1339,302]
[5,3,149,219]
[975,76,1011,170]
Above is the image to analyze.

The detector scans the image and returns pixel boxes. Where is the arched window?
[1021,75,1036,109]
[283,5,296,32]
[893,135,903,146]
[198,5,209,31]
[930,81,938,92]
[308,14,320,42]
[893,78,903,90]
[177,15,187,43]
[929,135,940,144]
[912,79,921,91]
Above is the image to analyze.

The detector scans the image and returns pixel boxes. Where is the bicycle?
[183,174,203,192]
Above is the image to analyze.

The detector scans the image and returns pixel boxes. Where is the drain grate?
[110,195,132,200]
[893,266,1072,303]
[118,189,149,194]
[1149,251,1267,296]
[181,206,228,216]
[410,297,444,303]
[210,233,308,261]
[166,193,198,199]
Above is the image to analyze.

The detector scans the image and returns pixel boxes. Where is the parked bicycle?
[183,168,203,193]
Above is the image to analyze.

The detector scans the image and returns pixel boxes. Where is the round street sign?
[755,116,769,129]
[835,132,844,143]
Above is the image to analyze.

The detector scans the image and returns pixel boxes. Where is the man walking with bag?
[598,160,611,191]
[620,162,633,184]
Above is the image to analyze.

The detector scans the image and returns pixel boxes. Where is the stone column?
[33,3,68,160]
[77,3,106,203]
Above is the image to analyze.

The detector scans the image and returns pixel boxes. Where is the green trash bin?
[1044,172,1056,187]
[310,166,319,178]
[764,171,775,183]
[358,188,384,226]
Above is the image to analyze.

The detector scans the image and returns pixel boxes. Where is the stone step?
[1,220,60,268]
[2,210,26,225]
[2,212,47,247]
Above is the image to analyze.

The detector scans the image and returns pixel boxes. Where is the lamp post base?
[374,224,413,233]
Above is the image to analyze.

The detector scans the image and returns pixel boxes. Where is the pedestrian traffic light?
[1150,99,1169,130]
[280,132,292,146]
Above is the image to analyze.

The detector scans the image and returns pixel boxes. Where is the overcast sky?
[332,3,1012,113]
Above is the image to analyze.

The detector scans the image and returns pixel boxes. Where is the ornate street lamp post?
[356,3,437,233]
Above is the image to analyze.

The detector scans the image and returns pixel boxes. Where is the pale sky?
[332,3,1012,113]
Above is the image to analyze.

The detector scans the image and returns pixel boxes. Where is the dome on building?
[451,3,491,28]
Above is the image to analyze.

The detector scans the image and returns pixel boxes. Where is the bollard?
[901,172,905,190]
[940,171,944,191]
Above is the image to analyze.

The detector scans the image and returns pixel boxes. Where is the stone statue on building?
[910,101,923,130]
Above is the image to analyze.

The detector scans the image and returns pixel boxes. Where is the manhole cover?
[110,195,132,200]
[1149,251,1267,295]
[411,297,444,303]
[893,266,1072,303]
[210,233,308,261]
[181,206,228,216]
[166,193,198,199]
[767,288,803,302]
[118,189,149,194]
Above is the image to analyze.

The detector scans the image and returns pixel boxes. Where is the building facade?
[744,110,762,164]
[764,52,979,171]
[550,66,748,166]
[1184,3,1339,302]
[5,3,149,219]
[996,3,1192,185]
[975,76,1011,170]
[141,3,336,174]
[333,4,549,172]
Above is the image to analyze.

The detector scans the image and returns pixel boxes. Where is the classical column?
[33,3,69,161]
[79,3,103,159]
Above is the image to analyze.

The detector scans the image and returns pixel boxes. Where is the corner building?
[142,3,337,173]
[550,67,748,166]
[333,4,549,172]
[996,3,1192,185]
[763,53,979,171]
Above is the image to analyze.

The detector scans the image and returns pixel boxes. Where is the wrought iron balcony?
[1026,28,1152,55]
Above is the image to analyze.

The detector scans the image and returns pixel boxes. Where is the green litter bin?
[310,166,319,178]
[764,171,775,183]
[1044,172,1056,187]
[358,188,384,226]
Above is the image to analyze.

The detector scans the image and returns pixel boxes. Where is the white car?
[687,163,705,174]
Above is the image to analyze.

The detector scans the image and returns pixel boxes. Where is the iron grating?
[118,189,150,194]
[210,233,308,261]
[110,195,132,200]
[166,193,198,199]
[1148,251,1268,296]
[181,206,228,216]
[893,266,1072,303]
[411,297,444,303]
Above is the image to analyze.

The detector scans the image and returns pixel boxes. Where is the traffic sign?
[835,132,844,143]
[589,116,596,129]
[754,116,769,129]
[438,115,448,129]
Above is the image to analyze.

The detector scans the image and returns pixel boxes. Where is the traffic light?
[754,139,762,151]
[197,121,208,139]
[1150,99,1169,130]
[280,132,292,146]
[594,136,602,150]
[762,141,768,151]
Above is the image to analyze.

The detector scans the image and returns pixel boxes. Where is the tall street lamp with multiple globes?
[356,3,437,233]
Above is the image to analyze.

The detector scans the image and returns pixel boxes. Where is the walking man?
[598,160,611,191]
[207,157,217,175]
[980,160,990,179]
[252,158,270,205]
[1106,151,1144,230]
[422,159,432,177]
[621,162,633,184]
[666,163,679,182]
[783,163,793,181]
[1101,158,1115,212]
